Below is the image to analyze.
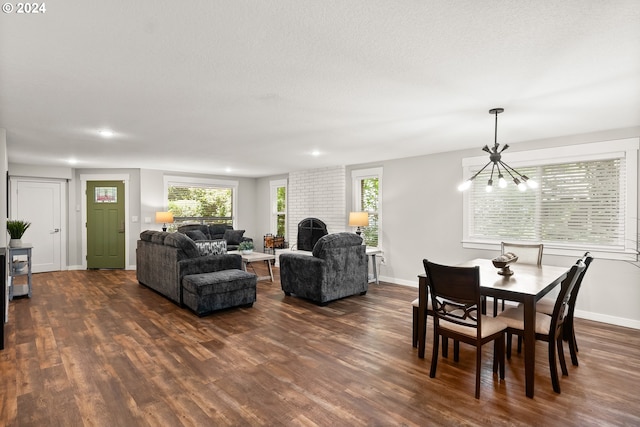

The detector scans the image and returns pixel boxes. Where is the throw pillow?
[223,229,245,245]
[185,230,207,241]
[195,240,227,256]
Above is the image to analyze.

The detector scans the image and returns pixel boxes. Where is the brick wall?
[288,166,346,249]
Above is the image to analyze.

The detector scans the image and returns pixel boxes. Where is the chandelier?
[458,108,538,192]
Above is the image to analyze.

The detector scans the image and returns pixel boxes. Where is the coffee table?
[228,250,275,282]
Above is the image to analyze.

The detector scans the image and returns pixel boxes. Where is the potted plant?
[7,219,31,247]
[238,240,254,254]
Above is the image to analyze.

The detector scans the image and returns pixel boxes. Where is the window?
[270,179,287,237]
[352,167,382,247]
[461,139,638,260]
[164,176,238,227]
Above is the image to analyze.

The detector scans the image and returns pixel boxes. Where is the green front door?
[86,181,125,269]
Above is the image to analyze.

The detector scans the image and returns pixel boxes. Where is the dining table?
[417,258,569,398]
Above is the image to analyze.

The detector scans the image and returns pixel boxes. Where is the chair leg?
[430,332,440,378]
[493,335,505,379]
[558,336,569,376]
[453,340,460,362]
[568,329,579,366]
[499,335,505,380]
[549,337,561,393]
[506,332,512,359]
[517,336,522,353]
[412,306,418,348]
[442,337,449,358]
[475,346,482,399]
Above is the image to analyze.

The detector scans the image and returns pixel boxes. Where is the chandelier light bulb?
[458,180,472,191]
[498,174,507,188]
[486,178,494,192]
[523,176,538,189]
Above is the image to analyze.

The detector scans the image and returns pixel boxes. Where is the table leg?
[523,297,536,398]
[266,260,274,282]
[372,254,378,284]
[417,275,427,359]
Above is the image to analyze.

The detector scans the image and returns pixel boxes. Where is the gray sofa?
[136,230,257,315]
[279,232,368,305]
[177,224,252,251]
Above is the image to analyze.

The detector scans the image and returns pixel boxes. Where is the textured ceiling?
[1,1,639,177]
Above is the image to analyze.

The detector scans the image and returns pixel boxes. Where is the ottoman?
[182,269,257,316]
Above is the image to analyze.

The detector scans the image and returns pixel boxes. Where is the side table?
[9,245,33,300]
[366,247,383,284]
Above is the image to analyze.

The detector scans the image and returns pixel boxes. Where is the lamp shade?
[155,211,174,224]
[348,211,369,227]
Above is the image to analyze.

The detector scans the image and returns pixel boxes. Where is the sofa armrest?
[179,253,242,277]
[279,253,325,296]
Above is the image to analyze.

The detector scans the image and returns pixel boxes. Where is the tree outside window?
[276,186,286,237]
[167,185,234,226]
[352,167,382,247]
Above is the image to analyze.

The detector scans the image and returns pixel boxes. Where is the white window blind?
[470,159,625,247]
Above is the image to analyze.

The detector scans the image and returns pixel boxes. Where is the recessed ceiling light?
[225,167,232,173]
[67,158,78,165]
[311,150,321,156]
[98,129,114,138]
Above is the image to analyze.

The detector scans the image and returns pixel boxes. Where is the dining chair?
[494,242,544,316]
[529,252,594,366]
[497,259,586,393]
[423,259,507,399]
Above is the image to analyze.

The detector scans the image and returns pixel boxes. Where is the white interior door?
[10,179,64,273]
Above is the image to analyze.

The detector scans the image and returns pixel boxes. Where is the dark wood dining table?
[417,258,569,398]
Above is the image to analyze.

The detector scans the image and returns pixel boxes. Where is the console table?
[9,245,33,300]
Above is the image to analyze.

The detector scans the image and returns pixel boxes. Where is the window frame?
[352,167,383,248]
[163,175,239,227]
[269,178,287,238]
[461,138,638,261]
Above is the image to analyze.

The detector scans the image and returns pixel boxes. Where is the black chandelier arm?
[498,160,525,180]
[467,160,494,182]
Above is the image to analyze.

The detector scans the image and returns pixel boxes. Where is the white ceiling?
[1,1,639,177]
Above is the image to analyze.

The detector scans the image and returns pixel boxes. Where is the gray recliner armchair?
[279,232,368,305]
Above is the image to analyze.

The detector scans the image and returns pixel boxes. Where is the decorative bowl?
[492,254,518,276]
[13,260,27,274]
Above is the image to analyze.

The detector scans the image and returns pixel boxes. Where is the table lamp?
[155,211,174,232]
[348,211,369,236]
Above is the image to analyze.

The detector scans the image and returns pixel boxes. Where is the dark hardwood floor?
[1,263,639,426]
